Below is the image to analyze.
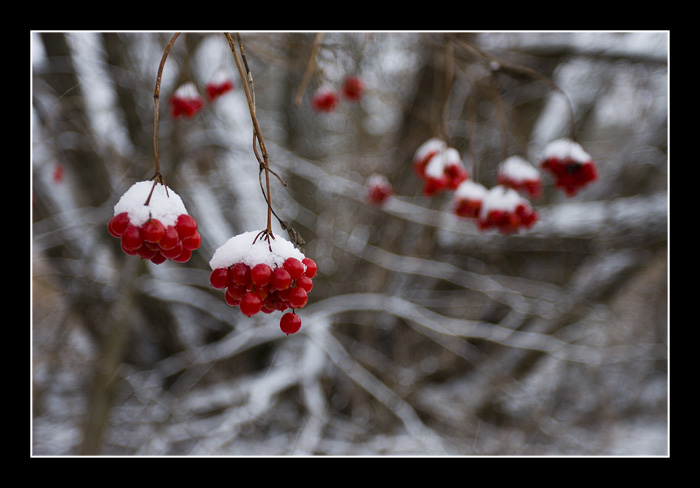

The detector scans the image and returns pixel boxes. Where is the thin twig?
[148,32,180,204]
[294,33,325,107]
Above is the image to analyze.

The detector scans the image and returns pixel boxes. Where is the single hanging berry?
[539,138,598,196]
[208,231,316,333]
[311,86,339,112]
[108,181,201,264]
[341,76,364,101]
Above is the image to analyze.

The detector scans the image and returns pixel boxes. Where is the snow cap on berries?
[542,138,592,163]
[455,179,488,200]
[480,185,526,216]
[413,137,447,164]
[498,156,540,183]
[113,180,188,227]
[209,231,306,271]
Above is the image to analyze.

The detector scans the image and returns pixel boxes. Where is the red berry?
[302,258,317,278]
[280,313,302,335]
[288,287,308,309]
[271,267,292,291]
[283,257,304,280]
[108,212,130,237]
[182,231,201,251]
[240,292,262,317]
[311,89,339,112]
[175,214,197,239]
[160,241,183,259]
[296,275,313,292]
[341,76,364,101]
[159,226,179,250]
[226,284,247,301]
[251,263,273,287]
[151,252,167,265]
[172,248,192,263]
[121,225,143,251]
[210,268,229,289]
[142,219,165,243]
[229,262,251,286]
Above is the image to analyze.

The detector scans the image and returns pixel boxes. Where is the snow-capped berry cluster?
[311,75,365,112]
[205,68,235,102]
[412,138,469,196]
[208,231,317,335]
[497,155,542,199]
[477,185,538,234]
[366,174,393,206]
[539,138,598,196]
[108,181,201,264]
[453,180,488,218]
[170,82,205,119]
[170,73,235,119]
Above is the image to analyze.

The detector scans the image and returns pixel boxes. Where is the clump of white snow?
[498,155,540,183]
[173,81,201,101]
[542,138,592,163]
[209,230,306,271]
[413,137,447,162]
[454,179,488,200]
[113,180,189,227]
[480,185,527,216]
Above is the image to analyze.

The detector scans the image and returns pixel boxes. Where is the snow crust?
[209,230,306,271]
[113,180,188,227]
[498,155,540,182]
[542,138,591,163]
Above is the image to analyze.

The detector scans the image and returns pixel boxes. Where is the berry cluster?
[366,174,393,206]
[170,73,235,119]
[205,68,235,102]
[311,76,365,112]
[453,180,488,218]
[412,138,469,196]
[170,82,205,119]
[497,155,542,199]
[477,185,538,233]
[108,181,201,264]
[539,138,598,196]
[209,231,317,335]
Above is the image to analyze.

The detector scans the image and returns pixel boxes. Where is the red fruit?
[229,262,251,286]
[311,89,339,112]
[225,289,242,307]
[296,275,313,292]
[172,248,192,263]
[271,267,292,291]
[280,313,302,335]
[283,257,304,280]
[251,263,273,287]
[142,219,165,243]
[182,231,201,251]
[288,287,308,309]
[160,241,183,259]
[302,258,317,278]
[121,225,143,251]
[108,212,130,237]
[240,292,262,317]
[210,268,229,289]
[176,214,197,239]
[226,284,247,301]
[206,79,234,101]
[341,76,364,101]
[159,226,180,250]
[151,252,167,265]
[137,244,158,260]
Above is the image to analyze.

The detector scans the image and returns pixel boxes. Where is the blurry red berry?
[341,76,364,101]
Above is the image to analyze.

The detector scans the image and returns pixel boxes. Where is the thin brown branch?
[294,33,325,108]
